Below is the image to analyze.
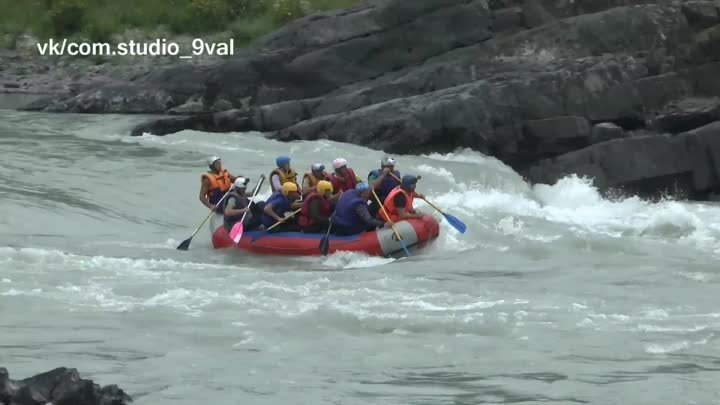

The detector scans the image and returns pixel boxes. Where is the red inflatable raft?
[209,214,440,257]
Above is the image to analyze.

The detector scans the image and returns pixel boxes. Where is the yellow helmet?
[317,180,333,195]
[281,182,298,195]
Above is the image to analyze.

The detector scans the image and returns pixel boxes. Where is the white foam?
[320,251,396,269]
[645,341,690,354]
[0,247,252,275]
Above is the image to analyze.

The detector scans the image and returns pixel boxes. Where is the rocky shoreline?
[0,367,132,405]
[10,0,720,201]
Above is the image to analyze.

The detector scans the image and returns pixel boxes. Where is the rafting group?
[199,155,432,236]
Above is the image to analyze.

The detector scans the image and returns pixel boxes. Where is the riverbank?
[8,0,720,201]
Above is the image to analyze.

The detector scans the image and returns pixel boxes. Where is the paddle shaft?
[192,189,232,237]
[388,172,440,211]
[371,189,404,242]
[319,216,333,255]
[238,176,266,225]
[266,208,302,231]
[387,172,467,234]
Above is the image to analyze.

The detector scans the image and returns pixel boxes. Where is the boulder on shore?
[20,0,720,200]
[0,367,132,405]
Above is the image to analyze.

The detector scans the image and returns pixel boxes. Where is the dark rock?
[682,1,719,29]
[591,122,625,143]
[492,7,525,33]
[3,82,20,89]
[0,367,131,405]
[519,116,591,157]
[649,97,720,133]
[131,109,254,136]
[12,0,720,200]
[521,0,556,28]
[689,23,720,64]
[526,121,720,200]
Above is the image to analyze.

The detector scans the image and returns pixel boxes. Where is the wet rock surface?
[0,367,132,405]
[13,0,720,200]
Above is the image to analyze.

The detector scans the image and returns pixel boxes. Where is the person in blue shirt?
[332,183,391,236]
[262,182,302,233]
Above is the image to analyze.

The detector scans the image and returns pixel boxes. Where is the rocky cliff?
[22,0,720,200]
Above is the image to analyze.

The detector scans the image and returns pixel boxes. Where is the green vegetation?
[0,0,361,47]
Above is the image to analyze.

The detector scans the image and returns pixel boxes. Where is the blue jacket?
[261,191,291,228]
[368,169,401,201]
[331,190,368,234]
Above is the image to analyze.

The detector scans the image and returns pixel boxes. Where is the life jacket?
[202,168,231,205]
[298,192,332,228]
[329,167,358,194]
[331,190,367,234]
[368,169,401,201]
[380,186,415,223]
[302,171,329,189]
[261,191,292,228]
[269,167,299,192]
[222,191,250,230]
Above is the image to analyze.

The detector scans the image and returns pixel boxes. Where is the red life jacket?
[381,186,415,222]
[298,192,332,228]
[330,168,358,193]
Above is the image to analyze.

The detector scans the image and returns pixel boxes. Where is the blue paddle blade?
[443,213,467,234]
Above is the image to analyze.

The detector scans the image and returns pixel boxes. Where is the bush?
[48,0,87,36]
[270,0,308,24]
[0,0,361,49]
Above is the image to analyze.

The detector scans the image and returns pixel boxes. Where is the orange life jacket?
[270,168,299,192]
[202,168,231,204]
[380,186,415,222]
[302,171,329,189]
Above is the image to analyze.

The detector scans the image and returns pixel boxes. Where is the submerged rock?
[0,367,132,405]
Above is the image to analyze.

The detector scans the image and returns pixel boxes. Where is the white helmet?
[332,158,347,169]
[234,177,249,188]
[381,156,396,167]
[207,155,221,166]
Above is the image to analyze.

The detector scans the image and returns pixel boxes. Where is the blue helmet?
[276,156,291,167]
[355,182,370,192]
[401,175,418,188]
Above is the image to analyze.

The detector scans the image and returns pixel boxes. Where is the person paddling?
[332,183,391,236]
[223,177,264,232]
[329,157,362,194]
[199,156,238,212]
[262,182,302,233]
[301,162,330,195]
[368,156,401,217]
[269,155,299,194]
[299,180,334,233]
[380,175,427,222]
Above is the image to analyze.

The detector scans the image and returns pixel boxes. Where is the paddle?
[418,197,467,234]
[388,172,467,234]
[372,189,410,257]
[266,208,302,231]
[229,175,266,243]
[319,217,333,256]
[177,189,233,251]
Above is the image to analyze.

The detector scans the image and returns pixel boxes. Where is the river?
[1,105,719,404]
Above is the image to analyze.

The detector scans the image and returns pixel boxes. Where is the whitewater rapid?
[1,109,719,404]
